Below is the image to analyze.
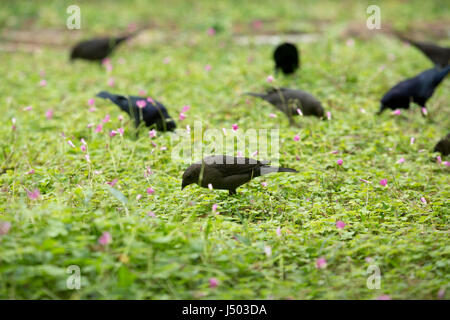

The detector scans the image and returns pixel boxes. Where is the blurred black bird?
[273,42,300,75]
[245,87,324,126]
[397,34,450,68]
[70,32,138,62]
[181,155,298,195]
[378,66,450,116]
[96,91,176,131]
[434,133,450,156]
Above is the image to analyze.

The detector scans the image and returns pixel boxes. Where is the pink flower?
[252,150,258,157]
[396,157,405,164]
[136,194,142,200]
[410,137,415,145]
[107,78,115,87]
[379,179,387,187]
[326,111,331,120]
[186,125,191,133]
[208,183,213,190]
[292,134,300,142]
[163,57,171,64]
[87,123,94,128]
[444,161,450,167]
[393,109,401,115]
[297,108,303,116]
[179,113,186,120]
[232,124,239,131]
[420,197,427,204]
[276,227,281,236]
[81,145,87,152]
[24,106,32,111]
[212,204,218,214]
[330,150,339,154]
[436,156,442,164]
[376,295,391,300]
[11,118,16,130]
[148,129,156,138]
[359,178,371,184]
[98,231,112,246]
[102,114,111,123]
[102,58,111,66]
[26,188,40,200]
[147,97,155,104]
[252,20,263,29]
[136,100,147,108]
[138,89,147,96]
[118,115,124,122]
[237,151,243,157]
[88,98,95,106]
[421,108,428,115]
[89,107,96,112]
[85,154,90,163]
[117,128,124,136]
[209,278,219,288]
[26,169,35,175]
[95,124,103,133]
[269,113,277,118]
[181,105,191,113]
[336,221,346,229]
[148,211,156,217]
[261,182,267,187]
[39,79,47,87]
[107,179,118,187]
[266,75,274,83]
[109,130,117,137]
[336,159,343,166]
[204,64,212,71]
[316,257,327,269]
[0,221,11,235]
[81,138,87,145]
[67,140,75,148]
[145,166,153,177]
[222,128,227,135]
[45,109,53,119]
[207,27,216,36]
[160,146,167,151]
[105,64,113,72]
[147,187,155,195]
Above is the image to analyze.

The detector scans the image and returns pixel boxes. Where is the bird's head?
[156,118,177,132]
[181,164,202,190]
[377,103,386,115]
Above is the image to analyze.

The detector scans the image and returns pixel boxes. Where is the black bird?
[245,87,324,126]
[378,66,450,116]
[181,155,298,195]
[70,32,137,62]
[397,34,450,68]
[434,133,450,156]
[273,42,300,75]
[96,91,176,131]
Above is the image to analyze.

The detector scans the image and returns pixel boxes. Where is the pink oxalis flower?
[26,188,40,200]
[207,27,216,36]
[336,221,346,229]
[266,75,274,83]
[232,124,239,131]
[336,159,343,166]
[294,135,300,141]
[136,100,147,108]
[0,221,11,235]
[107,179,118,187]
[45,109,53,119]
[396,158,405,164]
[95,124,103,133]
[379,179,387,187]
[209,278,218,288]
[147,187,155,195]
[212,204,218,214]
[179,113,186,121]
[98,232,112,246]
[316,257,327,269]
[420,197,427,204]
[149,129,156,138]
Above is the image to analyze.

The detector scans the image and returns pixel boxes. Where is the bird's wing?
[202,155,267,177]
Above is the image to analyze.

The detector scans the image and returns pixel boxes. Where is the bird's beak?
[181,181,187,190]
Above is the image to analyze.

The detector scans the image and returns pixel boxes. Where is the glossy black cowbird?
[378,66,450,116]
[397,34,450,68]
[70,32,137,62]
[181,155,298,195]
[273,42,300,75]
[96,91,176,131]
[245,87,324,126]
[434,133,450,156]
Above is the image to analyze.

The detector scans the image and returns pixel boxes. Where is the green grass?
[0,0,449,299]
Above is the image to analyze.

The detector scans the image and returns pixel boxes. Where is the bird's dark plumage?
[245,87,324,125]
[70,33,136,62]
[273,42,300,75]
[378,66,450,116]
[397,35,450,68]
[181,155,298,195]
[96,91,176,131]
[434,133,450,156]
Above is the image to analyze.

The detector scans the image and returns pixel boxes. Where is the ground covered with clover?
[0,0,449,299]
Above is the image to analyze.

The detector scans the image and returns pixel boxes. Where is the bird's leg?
[228,189,237,196]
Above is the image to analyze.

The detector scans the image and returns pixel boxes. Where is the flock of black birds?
[69,29,449,196]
